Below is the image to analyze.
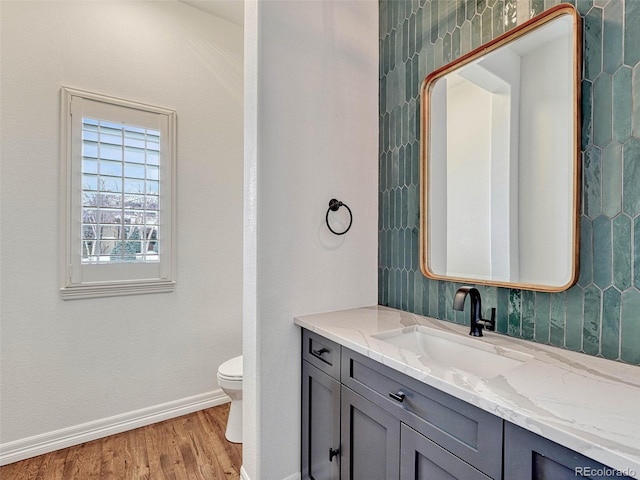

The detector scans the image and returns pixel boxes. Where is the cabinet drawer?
[302,329,341,380]
[342,348,502,479]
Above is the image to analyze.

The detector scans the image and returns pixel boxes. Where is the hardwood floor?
[0,404,242,480]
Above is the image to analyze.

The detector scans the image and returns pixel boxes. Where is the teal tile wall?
[378,0,640,365]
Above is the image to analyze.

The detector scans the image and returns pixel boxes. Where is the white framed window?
[60,87,176,299]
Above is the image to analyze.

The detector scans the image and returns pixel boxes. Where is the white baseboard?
[240,466,301,480]
[0,389,230,466]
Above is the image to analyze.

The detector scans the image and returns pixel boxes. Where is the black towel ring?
[326,199,352,235]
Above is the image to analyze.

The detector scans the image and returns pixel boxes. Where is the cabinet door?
[340,386,400,480]
[400,424,492,480]
[504,423,633,480]
[302,361,341,480]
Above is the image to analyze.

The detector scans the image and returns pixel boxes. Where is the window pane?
[83,158,98,174]
[82,240,96,258]
[99,240,118,255]
[125,224,140,237]
[82,225,97,239]
[100,133,122,146]
[99,160,122,177]
[146,165,159,181]
[99,209,121,224]
[146,180,159,195]
[82,193,99,207]
[124,163,145,179]
[99,225,120,240]
[110,236,140,261]
[100,177,122,193]
[146,151,159,166]
[145,196,159,210]
[100,122,123,134]
[124,210,145,225]
[100,193,123,208]
[82,208,98,223]
[124,137,145,149]
[83,175,98,191]
[145,211,158,224]
[148,240,159,254]
[83,130,98,142]
[125,179,145,194]
[100,143,122,161]
[124,146,145,164]
[124,195,145,210]
[125,125,146,134]
[83,141,98,158]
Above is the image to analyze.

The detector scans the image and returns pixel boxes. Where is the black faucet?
[453,286,496,337]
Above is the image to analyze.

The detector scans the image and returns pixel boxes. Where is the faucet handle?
[482,308,496,331]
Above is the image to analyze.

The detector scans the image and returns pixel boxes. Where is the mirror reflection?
[420,5,580,292]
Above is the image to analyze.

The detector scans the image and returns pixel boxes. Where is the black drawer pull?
[389,391,406,403]
[329,447,340,462]
[312,347,330,357]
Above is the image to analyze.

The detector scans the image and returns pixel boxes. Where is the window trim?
[60,87,177,300]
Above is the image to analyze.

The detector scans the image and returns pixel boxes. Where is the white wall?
[518,33,573,286]
[0,0,243,459]
[446,79,492,279]
[243,1,379,478]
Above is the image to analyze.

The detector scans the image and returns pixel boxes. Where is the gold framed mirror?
[420,4,581,293]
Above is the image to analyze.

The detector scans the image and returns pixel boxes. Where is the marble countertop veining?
[294,305,640,478]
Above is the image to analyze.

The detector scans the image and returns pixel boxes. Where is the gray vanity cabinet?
[504,423,634,480]
[302,328,632,480]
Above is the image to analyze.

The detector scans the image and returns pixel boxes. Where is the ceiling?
[180,0,244,26]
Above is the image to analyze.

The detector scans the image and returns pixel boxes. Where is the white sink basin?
[373,326,532,378]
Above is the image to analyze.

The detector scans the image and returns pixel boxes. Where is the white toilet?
[217,355,243,443]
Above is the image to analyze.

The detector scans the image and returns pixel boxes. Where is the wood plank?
[197,406,242,478]
[0,405,240,480]
[193,406,239,479]
[171,414,209,480]
[0,454,41,480]
[158,420,190,480]
[131,423,151,480]
[0,461,21,480]
[111,429,134,480]
[33,448,67,480]
[60,441,101,480]
[98,429,116,480]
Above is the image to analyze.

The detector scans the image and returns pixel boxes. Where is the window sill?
[60,279,176,300]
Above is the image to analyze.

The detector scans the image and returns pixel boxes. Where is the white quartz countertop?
[294,305,640,478]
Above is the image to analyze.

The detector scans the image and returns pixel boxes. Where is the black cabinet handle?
[329,447,340,462]
[389,391,406,403]
[312,347,329,357]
